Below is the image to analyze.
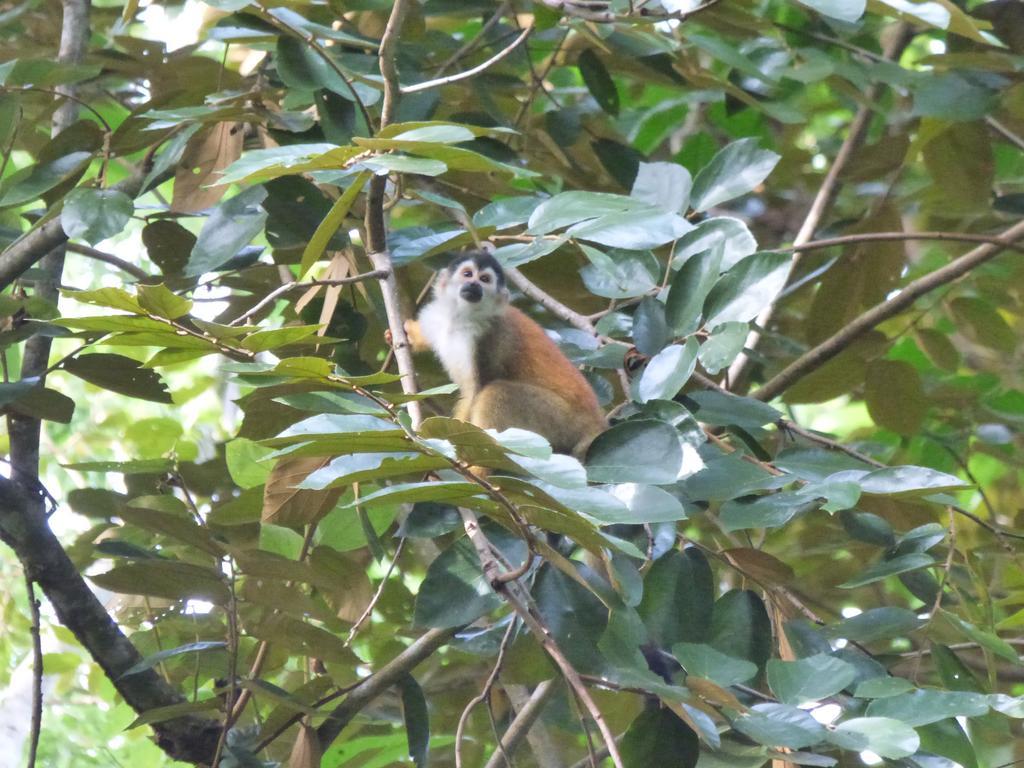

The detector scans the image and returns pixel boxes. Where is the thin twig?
[227,270,389,326]
[66,243,151,280]
[481,680,561,768]
[986,116,1024,152]
[753,217,1024,402]
[254,3,373,132]
[459,510,625,768]
[434,2,511,76]
[776,230,1024,256]
[345,538,405,646]
[315,627,458,750]
[456,620,518,768]
[403,24,534,94]
[25,574,43,768]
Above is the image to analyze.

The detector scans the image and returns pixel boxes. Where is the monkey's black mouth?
[460,283,483,303]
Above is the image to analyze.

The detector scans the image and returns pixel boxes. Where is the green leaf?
[361,154,448,176]
[672,217,757,271]
[298,171,369,279]
[185,185,268,276]
[699,322,748,374]
[864,360,926,435]
[276,35,360,99]
[796,0,865,23]
[703,251,790,327]
[829,717,919,758]
[225,437,274,489]
[621,707,699,768]
[665,246,723,335]
[122,641,226,676]
[0,381,75,422]
[90,560,229,603]
[136,283,192,320]
[630,161,691,213]
[825,607,925,642]
[683,391,781,428]
[637,338,699,403]
[632,297,669,356]
[61,188,134,245]
[858,466,971,496]
[580,245,660,299]
[63,353,173,403]
[767,654,857,705]
[578,49,619,116]
[240,324,321,352]
[397,673,430,767]
[918,718,979,768]
[940,611,1021,663]
[719,490,822,532]
[527,191,649,234]
[0,150,92,207]
[217,144,353,186]
[606,483,690,523]
[414,538,501,628]
[839,553,934,589]
[639,548,714,646]
[732,703,827,749]
[587,419,684,484]
[854,677,916,698]
[690,139,780,212]
[674,642,757,686]
[866,689,990,726]
[567,207,693,250]
[709,590,771,669]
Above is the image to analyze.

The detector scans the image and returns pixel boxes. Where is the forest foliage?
[1,0,1024,766]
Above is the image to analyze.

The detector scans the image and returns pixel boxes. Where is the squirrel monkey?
[403,252,607,458]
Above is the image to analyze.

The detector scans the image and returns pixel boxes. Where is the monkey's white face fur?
[417,258,508,395]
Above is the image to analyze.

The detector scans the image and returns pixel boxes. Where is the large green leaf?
[638,548,714,646]
[415,537,502,628]
[630,161,692,213]
[690,139,780,212]
[665,245,723,335]
[578,49,619,116]
[637,338,699,403]
[63,353,173,403]
[703,251,790,327]
[621,707,699,768]
[732,703,827,749]
[709,589,771,670]
[0,150,92,207]
[672,643,758,686]
[796,0,865,23]
[865,689,990,726]
[767,654,857,704]
[828,717,919,758]
[61,188,134,245]
[587,419,684,484]
[185,185,268,276]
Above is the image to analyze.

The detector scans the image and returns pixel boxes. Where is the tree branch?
[0,477,221,763]
[66,242,151,280]
[402,23,534,94]
[482,679,561,768]
[459,510,625,768]
[365,0,423,427]
[725,23,915,391]
[752,217,1024,403]
[505,266,600,336]
[315,626,457,750]
[777,230,1024,256]
[228,270,389,326]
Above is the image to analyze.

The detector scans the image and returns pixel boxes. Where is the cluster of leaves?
[1,0,1024,767]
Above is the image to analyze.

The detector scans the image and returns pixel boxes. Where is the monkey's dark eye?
[480,274,491,284]
[461,269,473,278]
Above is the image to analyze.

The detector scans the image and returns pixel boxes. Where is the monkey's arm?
[403,319,431,352]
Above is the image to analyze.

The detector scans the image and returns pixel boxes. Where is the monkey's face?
[436,257,508,319]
